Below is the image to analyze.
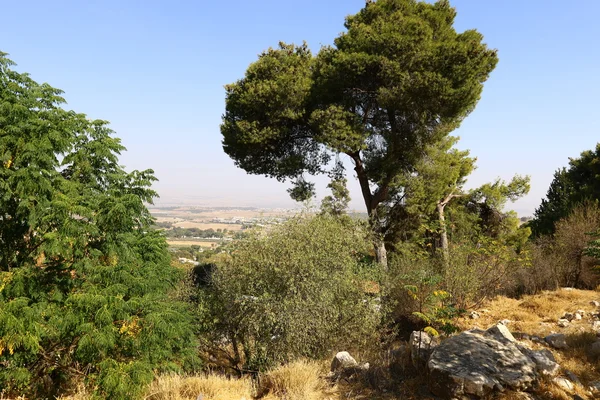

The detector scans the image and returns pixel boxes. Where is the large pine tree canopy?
[0,52,198,399]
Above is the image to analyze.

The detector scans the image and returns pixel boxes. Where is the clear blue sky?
[2,0,599,215]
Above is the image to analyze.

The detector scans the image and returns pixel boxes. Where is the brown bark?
[349,151,389,269]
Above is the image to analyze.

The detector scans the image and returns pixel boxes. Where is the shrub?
[199,215,379,371]
[524,203,600,292]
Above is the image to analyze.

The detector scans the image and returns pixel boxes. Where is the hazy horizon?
[3,0,599,218]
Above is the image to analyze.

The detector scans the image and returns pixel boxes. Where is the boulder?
[427,329,536,398]
[330,351,358,373]
[574,312,582,321]
[410,331,438,368]
[545,333,568,349]
[591,300,600,307]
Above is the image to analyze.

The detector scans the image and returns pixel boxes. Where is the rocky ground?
[334,288,600,399]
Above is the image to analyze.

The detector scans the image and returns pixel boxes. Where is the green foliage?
[444,235,530,307]
[531,144,600,237]
[528,203,600,290]
[221,0,498,263]
[199,215,379,371]
[0,52,198,398]
[320,159,351,217]
[386,254,462,336]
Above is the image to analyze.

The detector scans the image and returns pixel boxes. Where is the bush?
[525,203,600,291]
[199,215,379,371]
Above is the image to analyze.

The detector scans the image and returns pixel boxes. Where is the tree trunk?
[375,240,388,270]
[350,151,389,269]
[437,202,449,268]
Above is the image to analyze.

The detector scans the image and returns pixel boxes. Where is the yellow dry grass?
[458,288,600,337]
[456,288,600,399]
[259,360,333,400]
[145,373,254,400]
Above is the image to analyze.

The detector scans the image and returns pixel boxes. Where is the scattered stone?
[557,319,570,328]
[589,381,600,393]
[545,333,568,349]
[427,329,536,398]
[527,349,560,377]
[331,351,358,373]
[553,377,574,392]
[577,309,586,316]
[592,321,600,331]
[499,319,511,326]
[591,300,600,307]
[565,370,581,385]
[588,341,600,358]
[409,331,438,368]
[563,312,574,321]
[574,312,582,321]
[470,311,480,319]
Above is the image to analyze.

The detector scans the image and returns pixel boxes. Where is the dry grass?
[456,288,600,399]
[458,288,600,337]
[259,360,333,400]
[145,373,254,400]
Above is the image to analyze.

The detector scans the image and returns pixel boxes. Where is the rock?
[574,312,582,321]
[470,311,480,319]
[196,395,204,400]
[330,351,358,372]
[557,319,570,328]
[588,341,600,358]
[563,312,574,321]
[564,370,581,385]
[589,381,600,393]
[499,319,511,326]
[553,377,574,391]
[527,349,560,376]
[427,329,536,398]
[486,323,516,345]
[592,321,600,331]
[591,300,600,307]
[545,333,568,349]
[410,331,438,368]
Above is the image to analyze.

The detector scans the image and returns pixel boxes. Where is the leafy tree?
[198,215,379,372]
[320,159,351,217]
[0,53,198,398]
[221,0,498,267]
[531,144,600,237]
